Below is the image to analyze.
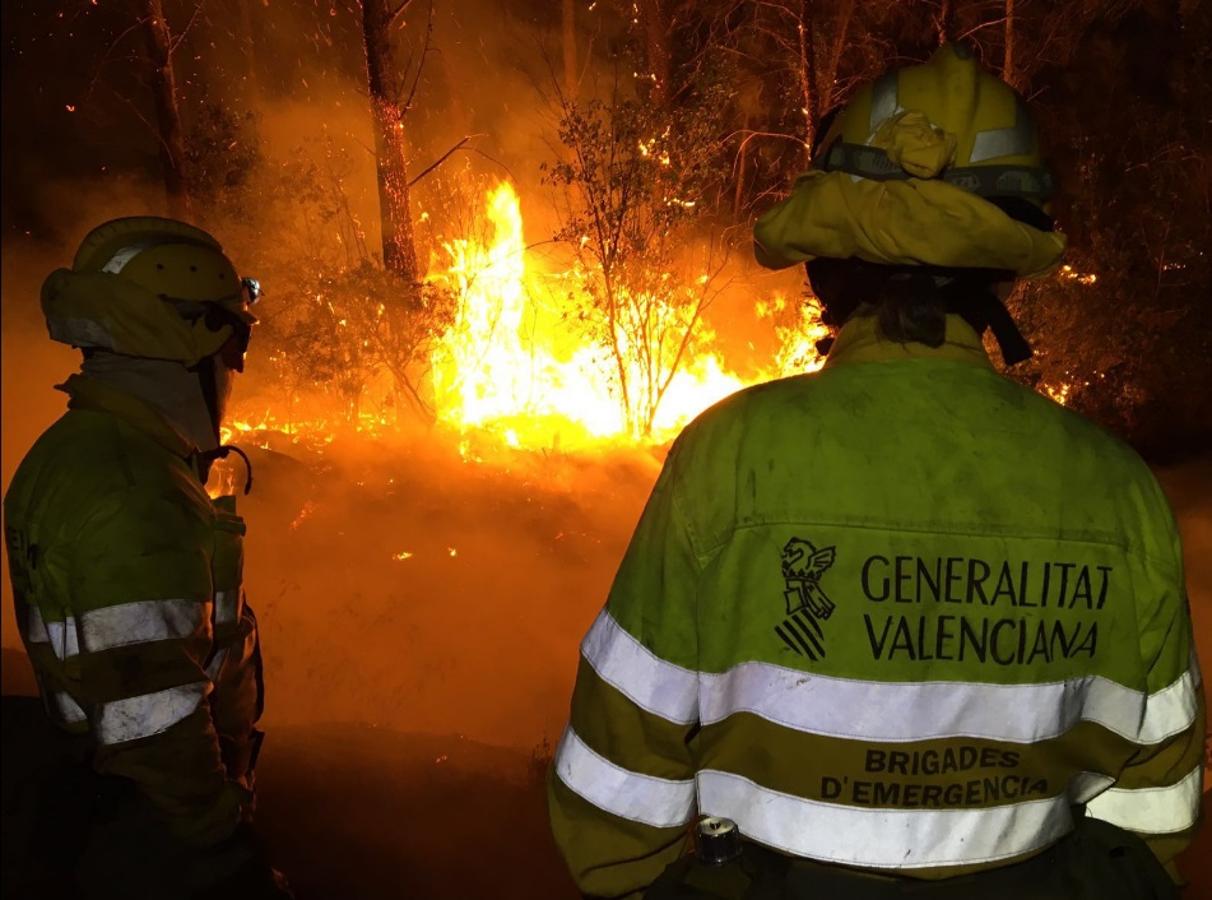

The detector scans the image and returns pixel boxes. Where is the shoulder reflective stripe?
[581,609,699,725]
[78,599,208,654]
[205,647,228,681]
[95,682,209,745]
[46,618,80,661]
[214,590,241,626]
[970,97,1036,163]
[868,72,901,135]
[1085,765,1203,835]
[554,727,696,829]
[698,663,1198,745]
[24,604,51,644]
[51,691,88,724]
[698,769,1071,868]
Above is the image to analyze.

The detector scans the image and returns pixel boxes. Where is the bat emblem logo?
[774,537,837,660]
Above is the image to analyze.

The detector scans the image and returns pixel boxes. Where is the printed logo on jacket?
[774,540,1112,665]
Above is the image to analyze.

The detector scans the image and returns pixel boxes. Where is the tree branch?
[407,135,473,187]
[169,0,207,57]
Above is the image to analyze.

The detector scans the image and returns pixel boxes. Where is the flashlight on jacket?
[695,816,743,866]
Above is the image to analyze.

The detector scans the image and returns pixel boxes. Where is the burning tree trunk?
[639,0,670,107]
[1004,0,1019,90]
[937,0,954,45]
[795,0,819,162]
[360,0,421,282]
[140,0,192,220]
[787,0,854,162]
[562,0,578,99]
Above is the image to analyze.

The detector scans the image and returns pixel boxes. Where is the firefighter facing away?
[548,45,1202,899]
[3,217,291,898]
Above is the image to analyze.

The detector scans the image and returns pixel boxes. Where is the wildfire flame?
[211,179,832,490]
[427,182,750,449]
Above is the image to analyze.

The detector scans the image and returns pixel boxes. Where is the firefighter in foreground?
[3,217,291,898]
[548,44,1202,899]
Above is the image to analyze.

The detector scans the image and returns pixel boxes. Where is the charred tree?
[140,0,192,219]
[360,0,421,282]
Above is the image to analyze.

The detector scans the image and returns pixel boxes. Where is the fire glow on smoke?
[216,180,1081,474]
[220,181,829,460]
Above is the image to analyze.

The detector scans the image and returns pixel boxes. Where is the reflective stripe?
[26,605,80,660]
[585,607,1198,744]
[698,662,1200,745]
[24,603,51,644]
[78,599,206,653]
[100,240,163,274]
[582,610,698,725]
[51,691,88,724]
[214,589,241,626]
[868,72,902,135]
[95,682,208,745]
[205,647,228,681]
[46,618,80,661]
[1085,765,1203,835]
[554,727,696,829]
[698,769,1072,868]
[970,97,1036,162]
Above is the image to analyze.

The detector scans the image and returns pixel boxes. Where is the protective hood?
[753,166,1066,278]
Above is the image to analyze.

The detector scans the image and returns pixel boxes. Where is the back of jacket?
[4,379,257,848]
[549,316,1203,898]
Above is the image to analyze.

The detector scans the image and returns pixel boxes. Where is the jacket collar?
[57,374,198,459]
[823,314,993,370]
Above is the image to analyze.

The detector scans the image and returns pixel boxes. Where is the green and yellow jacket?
[549,315,1204,898]
[4,375,264,847]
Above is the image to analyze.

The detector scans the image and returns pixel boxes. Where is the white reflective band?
[205,648,228,681]
[24,604,50,643]
[46,618,81,661]
[582,610,698,725]
[214,590,241,626]
[1085,765,1203,835]
[698,769,1072,869]
[79,599,206,654]
[100,240,160,275]
[696,662,1200,746]
[554,727,696,829]
[25,605,80,660]
[51,691,88,724]
[96,682,209,745]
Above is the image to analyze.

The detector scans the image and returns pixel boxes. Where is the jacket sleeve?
[68,489,245,847]
[1084,498,1205,876]
[549,439,703,899]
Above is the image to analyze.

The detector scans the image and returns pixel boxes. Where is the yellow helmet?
[813,42,1053,220]
[41,216,259,367]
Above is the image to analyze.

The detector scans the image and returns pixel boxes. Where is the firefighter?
[548,44,1202,899]
[3,217,291,898]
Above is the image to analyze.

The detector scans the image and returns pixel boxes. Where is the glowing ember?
[1044,382,1073,406]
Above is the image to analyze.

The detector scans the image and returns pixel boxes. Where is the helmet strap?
[193,355,224,451]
